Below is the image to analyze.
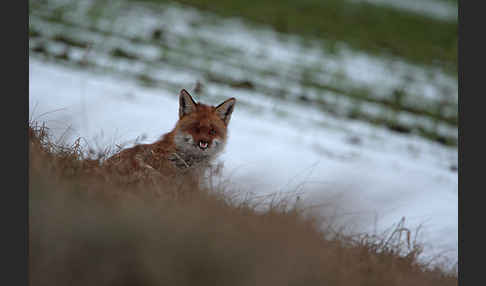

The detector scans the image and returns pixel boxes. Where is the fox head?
[173,89,236,159]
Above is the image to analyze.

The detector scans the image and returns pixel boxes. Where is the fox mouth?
[197,141,209,150]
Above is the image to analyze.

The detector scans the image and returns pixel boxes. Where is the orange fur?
[104,89,236,178]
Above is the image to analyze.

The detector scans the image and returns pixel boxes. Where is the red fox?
[104,89,236,179]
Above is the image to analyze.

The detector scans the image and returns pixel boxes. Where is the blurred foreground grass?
[29,122,457,285]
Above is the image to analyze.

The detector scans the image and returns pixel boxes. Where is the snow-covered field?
[29,0,457,271]
[29,57,457,268]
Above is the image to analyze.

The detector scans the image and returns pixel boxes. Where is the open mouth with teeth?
[198,141,209,150]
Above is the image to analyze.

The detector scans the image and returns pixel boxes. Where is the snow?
[29,0,457,270]
[351,0,457,21]
[30,0,458,107]
[29,58,457,268]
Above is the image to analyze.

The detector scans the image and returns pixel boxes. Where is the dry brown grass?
[29,123,457,286]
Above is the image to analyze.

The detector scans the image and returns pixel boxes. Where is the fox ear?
[215,98,236,125]
[179,89,197,118]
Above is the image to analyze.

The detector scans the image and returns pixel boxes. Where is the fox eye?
[209,128,216,135]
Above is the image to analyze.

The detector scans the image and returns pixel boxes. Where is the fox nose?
[198,140,209,150]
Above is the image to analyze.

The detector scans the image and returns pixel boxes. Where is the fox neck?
[169,150,211,169]
[158,130,223,169]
